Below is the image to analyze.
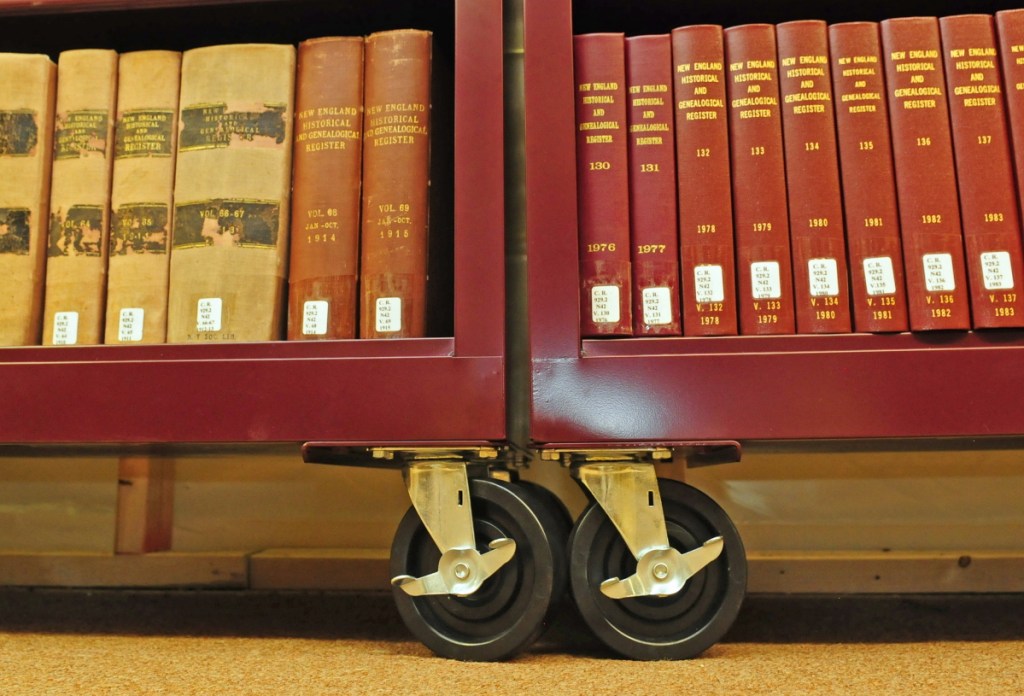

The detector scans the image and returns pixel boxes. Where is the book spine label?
[671,24,738,336]
[626,34,681,336]
[574,32,633,337]
[167,43,295,343]
[105,50,181,344]
[0,54,55,346]
[777,20,852,334]
[290,37,364,340]
[360,30,432,339]
[829,22,909,332]
[942,14,1024,328]
[724,24,795,334]
[43,49,118,346]
[881,17,971,330]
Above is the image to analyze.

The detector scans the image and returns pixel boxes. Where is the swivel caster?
[569,470,746,660]
[390,466,559,661]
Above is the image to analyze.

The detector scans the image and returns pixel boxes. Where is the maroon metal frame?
[0,0,507,447]
[523,0,1024,448]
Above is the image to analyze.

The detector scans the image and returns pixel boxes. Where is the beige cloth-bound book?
[0,53,56,346]
[42,48,118,346]
[166,43,295,343]
[104,50,181,344]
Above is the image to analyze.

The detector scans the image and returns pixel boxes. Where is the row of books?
[0,29,433,347]
[574,10,1024,337]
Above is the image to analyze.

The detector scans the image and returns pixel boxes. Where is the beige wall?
[0,444,1022,555]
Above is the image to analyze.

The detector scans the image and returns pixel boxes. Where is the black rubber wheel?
[507,479,572,608]
[390,477,556,661]
[568,478,746,660]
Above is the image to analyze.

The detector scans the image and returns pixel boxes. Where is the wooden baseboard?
[0,551,248,588]
[747,551,1024,593]
[0,549,1021,594]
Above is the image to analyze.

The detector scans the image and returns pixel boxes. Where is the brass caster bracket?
[391,461,516,597]
[576,461,723,600]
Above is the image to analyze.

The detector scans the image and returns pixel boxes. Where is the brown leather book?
[829,22,910,333]
[359,29,432,339]
[289,36,364,341]
[0,53,55,346]
[723,24,795,335]
[995,9,1024,253]
[105,50,181,344]
[941,14,1024,328]
[573,32,633,337]
[671,24,738,336]
[880,17,970,331]
[625,34,680,336]
[42,49,118,346]
[777,20,852,334]
[166,43,295,343]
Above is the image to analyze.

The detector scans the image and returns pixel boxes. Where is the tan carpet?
[0,589,1021,694]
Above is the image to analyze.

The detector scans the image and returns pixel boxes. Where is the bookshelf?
[522,0,1024,661]
[525,0,1024,447]
[0,0,508,448]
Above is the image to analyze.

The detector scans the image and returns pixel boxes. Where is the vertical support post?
[115,455,175,554]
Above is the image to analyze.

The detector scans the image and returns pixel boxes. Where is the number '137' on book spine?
[360,29,432,339]
[574,32,633,337]
[941,14,1024,328]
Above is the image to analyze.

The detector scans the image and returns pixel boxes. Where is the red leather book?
[625,34,680,336]
[941,14,1024,328]
[288,37,364,340]
[671,24,738,336]
[777,20,852,334]
[829,22,909,333]
[574,32,632,337]
[723,24,795,335]
[880,17,970,330]
[996,9,1024,230]
[360,29,432,339]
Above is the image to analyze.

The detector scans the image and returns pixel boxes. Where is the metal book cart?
[523,0,1024,661]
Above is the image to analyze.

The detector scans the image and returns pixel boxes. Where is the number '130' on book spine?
[574,32,633,337]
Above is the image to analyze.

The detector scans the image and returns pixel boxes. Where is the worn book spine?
[941,14,1024,328]
[881,17,971,331]
[625,34,681,336]
[289,36,364,341]
[0,53,55,346]
[777,20,852,334]
[724,24,795,335]
[104,50,181,344]
[359,29,432,339]
[671,24,737,336]
[829,22,909,333]
[167,43,295,343]
[573,32,633,337]
[42,49,118,346]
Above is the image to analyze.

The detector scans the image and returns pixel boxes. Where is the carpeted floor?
[0,589,1021,694]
